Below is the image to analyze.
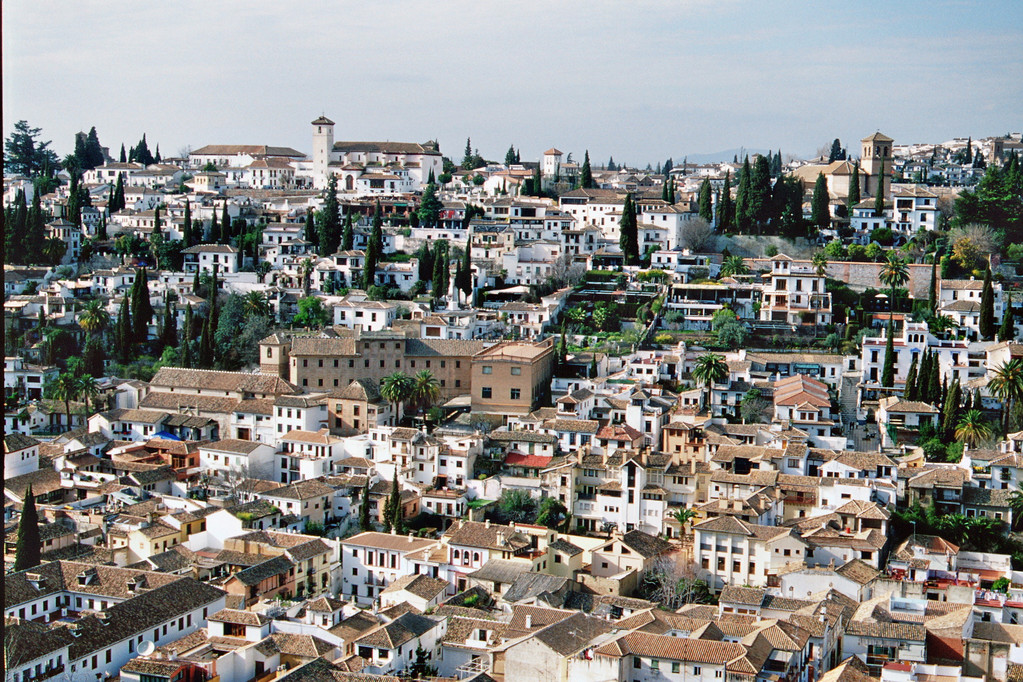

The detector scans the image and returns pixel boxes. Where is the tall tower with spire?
[861,132,893,198]
[311,116,335,189]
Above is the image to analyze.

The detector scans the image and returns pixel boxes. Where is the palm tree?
[42,238,67,266]
[987,359,1023,435]
[811,251,828,277]
[719,255,749,278]
[412,370,441,412]
[955,409,993,447]
[76,374,100,417]
[669,507,697,536]
[380,372,415,422]
[52,372,79,431]
[300,257,315,297]
[243,290,270,317]
[879,251,909,321]
[692,353,729,412]
[1007,490,1023,531]
[79,300,110,338]
[927,314,957,339]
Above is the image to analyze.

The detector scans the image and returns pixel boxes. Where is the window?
[510,388,521,400]
[482,366,492,374]
[633,658,641,669]
[672,662,681,674]
[651,659,659,670]
[481,387,492,399]
[511,366,521,375]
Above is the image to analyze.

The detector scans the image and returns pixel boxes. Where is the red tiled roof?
[505,453,553,469]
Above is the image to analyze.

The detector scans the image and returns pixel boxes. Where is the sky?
[3,0,1021,166]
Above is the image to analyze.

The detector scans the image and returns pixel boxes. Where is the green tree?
[417,181,443,227]
[536,497,569,531]
[720,255,749,277]
[457,238,473,297]
[412,370,441,411]
[979,267,995,340]
[718,171,733,231]
[116,296,133,362]
[928,258,937,315]
[904,355,919,401]
[874,162,886,217]
[498,489,537,523]
[810,173,830,231]
[359,481,373,531]
[53,372,80,428]
[811,251,828,277]
[431,242,449,297]
[505,145,517,166]
[380,371,416,421]
[1000,295,1015,341]
[988,359,1023,435]
[341,212,354,251]
[941,379,962,441]
[750,154,773,226]
[76,374,101,417]
[292,296,330,328]
[956,409,993,447]
[618,193,639,264]
[131,268,154,342]
[319,174,341,254]
[384,475,402,532]
[13,486,41,571]
[848,163,861,208]
[735,156,753,232]
[881,322,896,388]
[692,353,728,409]
[580,150,594,189]
[4,120,59,177]
[879,251,909,321]
[697,179,713,222]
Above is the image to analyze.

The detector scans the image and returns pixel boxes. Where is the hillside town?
[4,117,1023,682]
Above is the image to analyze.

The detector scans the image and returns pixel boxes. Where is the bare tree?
[641,554,712,609]
[679,218,715,252]
[949,223,999,270]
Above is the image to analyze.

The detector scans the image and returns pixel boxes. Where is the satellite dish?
[138,641,156,656]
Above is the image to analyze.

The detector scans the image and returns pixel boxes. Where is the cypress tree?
[979,267,995,340]
[319,174,341,254]
[417,242,433,282]
[199,312,214,368]
[874,154,887,217]
[116,296,133,362]
[698,180,713,222]
[132,268,153,341]
[14,486,41,571]
[965,137,973,164]
[619,193,639,264]
[904,355,919,401]
[384,476,400,532]
[183,200,193,247]
[811,173,830,231]
[113,173,125,212]
[999,295,1015,341]
[341,212,354,251]
[431,243,448,298]
[667,177,676,205]
[153,205,162,239]
[359,481,372,531]
[928,258,937,315]
[735,156,753,232]
[881,321,896,388]
[750,154,772,226]
[181,305,194,368]
[580,151,594,189]
[917,351,931,403]
[719,171,733,231]
[927,353,941,405]
[370,201,383,254]
[220,203,230,243]
[209,206,220,244]
[119,143,127,163]
[661,177,669,202]
[941,380,961,442]
[161,292,177,348]
[848,163,861,208]
[305,211,317,248]
[459,238,472,297]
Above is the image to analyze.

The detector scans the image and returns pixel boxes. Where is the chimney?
[408,533,414,543]
[390,528,396,535]
[485,519,491,529]
[525,614,532,629]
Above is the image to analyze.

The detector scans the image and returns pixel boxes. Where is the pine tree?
[735,156,753,232]
[999,295,1015,341]
[928,258,937,315]
[811,173,830,231]
[718,171,733,231]
[942,380,961,442]
[359,481,372,531]
[619,193,639,264]
[828,139,843,163]
[13,485,41,571]
[979,267,995,340]
[881,321,896,388]
[904,355,919,401]
[580,151,593,189]
[341,212,354,251]
[462,137,474,170]
[505,145,517,166]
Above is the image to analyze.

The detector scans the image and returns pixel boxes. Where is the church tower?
[311,116,335,189]
[861,132,893,198]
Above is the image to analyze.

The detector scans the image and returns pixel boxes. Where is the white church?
[311,116,444,193]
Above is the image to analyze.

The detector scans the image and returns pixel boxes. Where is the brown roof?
[150,367,298,395]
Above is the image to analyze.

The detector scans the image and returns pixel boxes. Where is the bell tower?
[861,131,893,198]
[311,115,335,189]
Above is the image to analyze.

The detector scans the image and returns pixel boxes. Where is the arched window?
[345,176,354,191]
[453,549,460,560]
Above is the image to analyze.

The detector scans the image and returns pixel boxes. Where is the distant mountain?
[682,148,773,164]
